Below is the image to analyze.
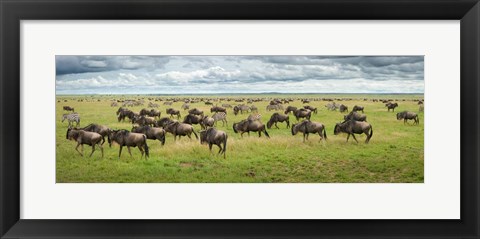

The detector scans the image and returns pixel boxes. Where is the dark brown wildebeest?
[302,99,310,104]
[133,115,156,127]
[166,108,181,119]
[233,104,250,115]
[66,128,104,157]
[210,106,227,114]
[148,109,161,118]
[293,108,312,121]
[63,106,75,112]
[267,113,290,129]
[199,128,228,159]
[334,120,373,143]
[183,114,203,126]
[339,104,348,113]
[79,123,110,145]
[157,117,175,127]
[291,120,327,142]
[108,129,149,159]
[303,105,318,114]
[232,120,270,138]
[343,111,367,122]
[188,108,204,117]
[386,102,399,112]
[352,105,364,113]
[131,125,166,145]
[139,108,151,116]
[396,111,419,125]
[284,105,298,114]
[163,122,198,141]
[201,116,215,129]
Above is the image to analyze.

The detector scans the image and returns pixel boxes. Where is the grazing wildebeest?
[139,108,151,116]
[183,114,203,126]
[181,103,190,111]
[232,120,270,138]
[334,120,373,143]
[108,130,149,159]
[163,122,198,141]
[63,106,75,112]
[66,128,103,157]
[188,108,204,117]
[156,117,175,127]
[303,105,318,114]
[352,105,365,113]
[133,115,156,126]
[79,123,110,145]
[247,113,261,121]
[267,113,290,129]
[210,106,227,114]
[212,112,227,126]
[386,102,399,112]
[200,116,215,129]
[131,126,166,145]
[166,108,181,119]
[343,111,367,122]
[339,104,348,113]
[302,99,310,104]
[62,113,80,127]
[293,108,312,121]
[284,106,298,114]
[291,120,327,142]
[396,111,419,125]
[233,104,250,115]
[148,109,161,118]
[199,128,228,159]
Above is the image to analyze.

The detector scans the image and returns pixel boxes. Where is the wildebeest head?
[334,123,342,135]
[291,123,298,135]
[232,122,238,133]
[199,130,207,144]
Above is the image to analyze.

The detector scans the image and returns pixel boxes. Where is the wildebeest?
[233,104,250,115]
[210,106,227,114]
[221,103,233,108]
[303,106,318,114]
[157,117,175,127]
[66,128,104,157]
[183,114,203,126]
[267,113,290,129]
[419,105,424,112]
[325,102,338,111]
[343,111,367,122]
[386,102,399,112]
[212,112,227,126]
[250,105,258,113]
[284,106,298,114]
[148,109,161,118]
[396,111,419,125]
[166,108,181,119]
[266,104,284,111]
[133,115,156,126]
[79,123,110,145]
[232,120,270,138]
[199,128,228,159]
[108,129,149,159]
[334,120,373,143]
[291,120,327,142]
[63,106,75,112]
[247,113,261,121]
[181,103,190,111]
[131,125,166,145]
[139,108,151,116]
[352,105,365,113]
[62,113,80,127]
[111,102,118,107]
[293,108,312,121]
[339,104,348,113]
[163,122,198,141]
[200,116,215,129]
[188,108,204,117]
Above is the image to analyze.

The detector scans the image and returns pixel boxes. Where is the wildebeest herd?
[60,96,423,160]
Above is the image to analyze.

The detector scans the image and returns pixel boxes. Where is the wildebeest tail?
[192,130,198,139]
[143,135,149,157]
[264,128,270,138]
[223,134,227,159]
[369,126,373,138]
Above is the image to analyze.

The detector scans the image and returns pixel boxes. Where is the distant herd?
[61,97,423,159]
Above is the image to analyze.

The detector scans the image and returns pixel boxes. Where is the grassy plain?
[56,94,424,183]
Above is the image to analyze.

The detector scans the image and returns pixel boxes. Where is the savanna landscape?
[56,94,424,183]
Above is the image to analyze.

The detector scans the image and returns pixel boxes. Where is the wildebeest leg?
[98,143,104,158]
[138,147,144,159]
[187,133,192,139]
[208,143,213,154]
[275,122,279,129]
[89,144,96,157]
[351,134,359,143]
[75,143,83,156]
[119,146,123,158]
[404,119,407,124]
[258,131,261,137]
[127,146,133,157]
[318,132,323,141]
[303,133,306,142]
[217,144,222,155]
[346,134,350,142]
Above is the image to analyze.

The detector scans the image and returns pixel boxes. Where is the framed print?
[1,0,479,238]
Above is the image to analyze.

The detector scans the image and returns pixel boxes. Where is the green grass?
[56,94,424,183]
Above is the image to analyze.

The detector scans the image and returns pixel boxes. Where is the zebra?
[247,113,261,122]
[212,112,228,126]
[62,113,80,127]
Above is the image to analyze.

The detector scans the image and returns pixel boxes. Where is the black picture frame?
[1,0,479,238]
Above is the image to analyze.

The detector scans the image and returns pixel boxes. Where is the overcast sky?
[55,56,424,95]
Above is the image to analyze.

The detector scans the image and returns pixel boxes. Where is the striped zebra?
[62,113,80,127]
[212,112,227,126]
[247,113,261,122]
